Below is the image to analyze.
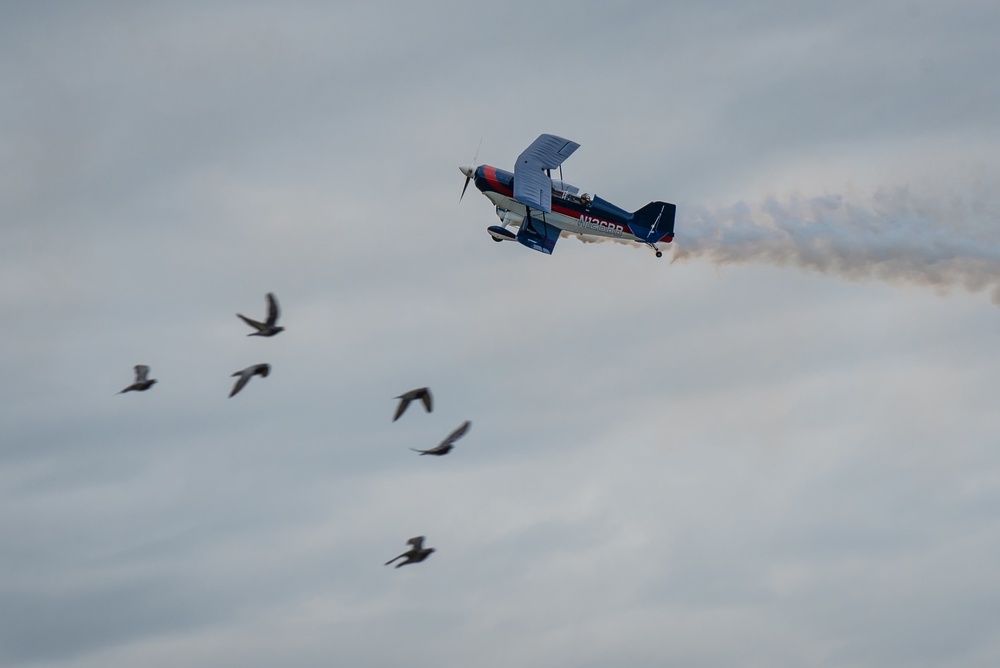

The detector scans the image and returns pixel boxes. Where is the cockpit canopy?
[550,179,580,197]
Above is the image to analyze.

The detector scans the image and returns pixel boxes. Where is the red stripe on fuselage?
[482,167,581,221]
[482,166,512,197]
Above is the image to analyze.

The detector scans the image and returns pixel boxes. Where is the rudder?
[631,201,676,242]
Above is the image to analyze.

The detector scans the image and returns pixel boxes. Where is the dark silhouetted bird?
[237,292,284,337]
[385,536,435,568]
[393,387,432,421]
[229,363,270,397]
[118,365,157,394]
[411,420,471,456]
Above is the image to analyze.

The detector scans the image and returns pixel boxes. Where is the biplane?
[460,134,676,257]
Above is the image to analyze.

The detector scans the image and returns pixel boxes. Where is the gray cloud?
[2,2,1000,667]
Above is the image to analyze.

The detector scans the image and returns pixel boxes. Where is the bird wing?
[393,396,412,421]
[410,445,447,455]
[238,314,266,331]
[420,388,433,412]
[229,369,251,397]
[407,536,425,550]
[134,365,149,382]
[440,420,471,447]
[265,292,280,327]
[384,552,406,565]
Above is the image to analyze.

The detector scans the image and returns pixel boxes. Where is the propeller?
[460,166,475,201]
[459,138,483,202]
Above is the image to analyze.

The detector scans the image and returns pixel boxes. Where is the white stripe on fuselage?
[486,193,631,241]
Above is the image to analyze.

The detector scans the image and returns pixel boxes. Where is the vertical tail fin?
[630,201,676,242]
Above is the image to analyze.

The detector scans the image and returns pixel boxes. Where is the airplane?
[459,134,676,257]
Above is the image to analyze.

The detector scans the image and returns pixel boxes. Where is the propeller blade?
[460,139,482,203]
[461,174,472,201]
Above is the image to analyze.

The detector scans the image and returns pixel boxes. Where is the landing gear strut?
[646,242,663,258]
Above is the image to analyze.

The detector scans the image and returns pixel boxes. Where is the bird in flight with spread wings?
[237,292,284,337]
[411,420,471,456]
[392,387,432,421]
[118,365,157,394]
[384,536,435,568]
[229,363,270,397]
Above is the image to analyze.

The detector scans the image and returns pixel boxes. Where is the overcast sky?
[3,2,1000,666]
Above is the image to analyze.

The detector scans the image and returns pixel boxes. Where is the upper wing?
[229,370,251,398]
[407,536,425,550]
[392,396,412,421]
[265,293,280,326]
[513,134,580,213]
[440,420,471,447]
[134,365,149,382]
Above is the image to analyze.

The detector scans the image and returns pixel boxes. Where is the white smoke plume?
[670,186,1000,305]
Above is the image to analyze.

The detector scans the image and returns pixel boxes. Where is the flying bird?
[237,292,284,337]
[393,387,432,421]
[411,420,471,456]
[229,363,270,397]
[118,365,157,394]
[384,536,435,568]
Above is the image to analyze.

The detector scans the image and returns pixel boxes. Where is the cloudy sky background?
[3,1,1000,666]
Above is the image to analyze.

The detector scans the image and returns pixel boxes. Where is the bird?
[229,363,270,397]
[237,292,284,337]
[385,536,435,568]
[118,365,157,394]
[411,420,471,456]
[393,387,432,421]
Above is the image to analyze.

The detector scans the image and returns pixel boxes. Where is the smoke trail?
[670,187,1000,305]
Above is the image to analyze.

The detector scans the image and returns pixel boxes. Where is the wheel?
[493,237,503,243]
[655,250,662,258]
